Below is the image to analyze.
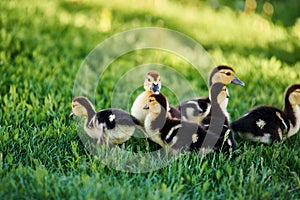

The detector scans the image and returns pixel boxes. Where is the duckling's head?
[209,65,244,86]
[286,84,300,105]
[144,71,161,94]
[69,96,95,118]
[143,93,167,114]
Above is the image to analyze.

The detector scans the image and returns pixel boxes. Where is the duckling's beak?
[143,104,149,110]
[151,83,160,94]
[69,112,75,118]
[231,76,245,86]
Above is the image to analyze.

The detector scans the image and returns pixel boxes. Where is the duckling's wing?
[213,125,236,153]
[231,106,289,141]
[162,120,204,150]
[169,106,181,119]
[160,119,182,143]
[200,115,236,153]
[109,109,142,126]
[95,110,116,129]
[178,97,211,122]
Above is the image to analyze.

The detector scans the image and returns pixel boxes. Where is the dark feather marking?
[147,71,160,81]
[150,110,167,131]
[151,93,167,111]
[109,109,141,126]
[231,106,290,142]
[149,93,168,130]
[95,110,116,129]
[160,119,205,151]
[160,119,182,143]
[95,109,141,130]
[169,106,181,119]
[177,97,210,119]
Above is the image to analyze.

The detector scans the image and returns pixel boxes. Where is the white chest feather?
[220,98,230,121]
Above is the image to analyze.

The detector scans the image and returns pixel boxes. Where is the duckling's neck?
[85,106,96,126]
[145,108,167,133]
[284,101,300,137]
[220,97,229,115]
[210,93,230,121]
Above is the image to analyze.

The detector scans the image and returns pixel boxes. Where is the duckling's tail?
[230,118,253,133]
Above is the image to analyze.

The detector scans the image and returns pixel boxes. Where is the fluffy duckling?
[174,65,244,124]
[131,71,162,124]
[131,71,180,124]
[194,84,236,153]
[70,96,141,145]
[143,83,236,153]
[231,84,300,144]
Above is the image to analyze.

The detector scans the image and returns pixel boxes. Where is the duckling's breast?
[131,91,152,123]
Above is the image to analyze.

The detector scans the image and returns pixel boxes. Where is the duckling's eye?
[149,99,154,102]
[225,72,231,76]
[72,104,76,108]
[148,78,151,82]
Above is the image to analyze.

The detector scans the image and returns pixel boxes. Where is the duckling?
[173,65,244,124]
[131,71,162,124]
[194,84,236,153]
[131,71,179,124]
[70,96,141,145]
[143,83,236,153]
[231,84,300,144]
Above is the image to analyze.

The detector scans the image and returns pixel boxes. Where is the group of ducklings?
[70,65,300,154]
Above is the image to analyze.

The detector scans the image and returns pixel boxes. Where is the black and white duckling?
[194,84,237,153]
[231,84,300,144]
[143,83,236,153]
[174,65,244,124]
[131,71,162,124]
[70,96,141,145]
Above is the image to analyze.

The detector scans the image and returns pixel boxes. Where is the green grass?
[1,0,300,199]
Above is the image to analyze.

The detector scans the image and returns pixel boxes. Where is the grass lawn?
[1,0,300,199]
